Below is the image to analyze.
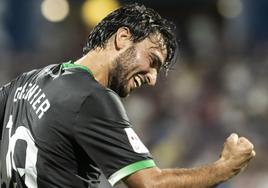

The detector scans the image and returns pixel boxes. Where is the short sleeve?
[73,88,155,186]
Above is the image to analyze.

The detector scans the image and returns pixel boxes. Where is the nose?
[146,68,157,86]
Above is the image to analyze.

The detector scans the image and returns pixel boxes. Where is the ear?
[114,27,133,50]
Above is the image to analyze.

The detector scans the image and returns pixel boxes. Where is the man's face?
[108,34,167,97]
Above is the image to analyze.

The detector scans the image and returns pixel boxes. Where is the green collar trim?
[62,61,93,77]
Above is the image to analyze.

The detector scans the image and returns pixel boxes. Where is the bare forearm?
[154,161,226,188]
[125,134,255,188]
[126,160,229,188]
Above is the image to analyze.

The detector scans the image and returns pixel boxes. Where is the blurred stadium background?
[0,0,268,187]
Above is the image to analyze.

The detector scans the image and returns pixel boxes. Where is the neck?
[74,49,113,87]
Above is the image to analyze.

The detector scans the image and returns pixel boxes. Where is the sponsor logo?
[124,128,149,154]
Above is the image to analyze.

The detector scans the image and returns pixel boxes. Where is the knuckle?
[227,134,237,144]
[248,142,254,150]
[229,133,238,139]
[238,137,253,146]
[238,137,247,143]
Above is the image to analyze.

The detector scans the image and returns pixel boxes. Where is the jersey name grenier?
[13,82,50,119]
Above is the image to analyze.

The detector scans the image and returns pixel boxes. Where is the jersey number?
[5,115,38,188]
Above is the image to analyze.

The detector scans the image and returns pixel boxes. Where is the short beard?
[108,46,136,98]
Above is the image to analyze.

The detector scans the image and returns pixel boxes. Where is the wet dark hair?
[83,3,178,72]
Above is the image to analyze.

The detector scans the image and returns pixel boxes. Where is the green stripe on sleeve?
[108,159,156,186]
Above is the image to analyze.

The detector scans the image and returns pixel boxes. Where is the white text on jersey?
[13,83,51,119]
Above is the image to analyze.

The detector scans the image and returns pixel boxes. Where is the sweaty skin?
[76,27,166,97]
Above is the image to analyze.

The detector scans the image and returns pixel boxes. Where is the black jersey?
[0,62,155,188]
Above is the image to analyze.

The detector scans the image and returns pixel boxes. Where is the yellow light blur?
[41,0,70,22]
[217,0,243,19]
[82,0,120,27]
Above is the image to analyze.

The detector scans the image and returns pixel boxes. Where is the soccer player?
[0,3,255,188]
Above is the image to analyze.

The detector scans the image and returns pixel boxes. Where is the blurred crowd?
[0,0,268,188]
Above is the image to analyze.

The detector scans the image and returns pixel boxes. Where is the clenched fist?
[218,133,256,180]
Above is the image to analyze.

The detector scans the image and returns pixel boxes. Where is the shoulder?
[91,87,124,108]
[79,86,130,123]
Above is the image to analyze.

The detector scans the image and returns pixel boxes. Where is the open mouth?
[133,75,143,88]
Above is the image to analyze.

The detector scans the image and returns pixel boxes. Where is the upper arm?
[74,88,156,186]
